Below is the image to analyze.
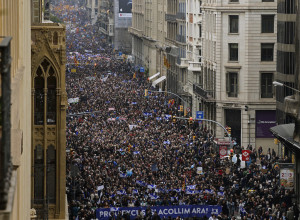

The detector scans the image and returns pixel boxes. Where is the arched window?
[34,145,44,204]
[53,32,58,45]
[47,145,56,203]
[34,58,57,125]
[34,66,44,125]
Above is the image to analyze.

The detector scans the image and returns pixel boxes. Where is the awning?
[152,76,166,87]
[148,72,160,81]
[270,123,300,152]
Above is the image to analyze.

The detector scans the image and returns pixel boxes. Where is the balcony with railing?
[188,62,201,72]
[176,57,189,68]
[128,27,143,38]
[165,14,177,22]
[193,83,215,101]
[0,36,14,215]
[176,12,186,20]
[176,34,186,43]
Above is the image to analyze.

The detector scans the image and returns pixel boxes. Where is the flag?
[97,185,104,191]
[128,144,132,153]
[182,177,186,192]
[186,189,195,194]
[74,56,79,66]
[217,192,225,197]
[136,180,147,187]
[173,189,181,193]
[149,194,159,200]
[205,189,214,194]
[126,169,133,177]
[147,184,156,189]
[117,189,126,195]
[133,151,140,155]
[119,172,127,178]
[132,189,139,194]
[187,185,196,190]
[110,207,119,212]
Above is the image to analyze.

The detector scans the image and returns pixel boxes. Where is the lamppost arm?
[148,90,186,105]
[273,81,300,93]
[175,116,233,148]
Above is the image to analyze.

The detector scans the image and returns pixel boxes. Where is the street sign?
[196,111,204,119]
[140,67,145,73]
[119,51,122,56]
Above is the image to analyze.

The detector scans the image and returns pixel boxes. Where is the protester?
[51,2,298,220]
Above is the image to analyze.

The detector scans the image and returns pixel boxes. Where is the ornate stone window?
[34,58,57,125]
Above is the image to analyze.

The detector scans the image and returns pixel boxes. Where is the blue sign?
[119,51,123,56]
[96,205,222,220]
[196,111,204,119]
[140,67,145,72]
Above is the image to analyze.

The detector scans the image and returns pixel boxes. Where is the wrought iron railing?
[165,14,177,22]
[0,36,12,210]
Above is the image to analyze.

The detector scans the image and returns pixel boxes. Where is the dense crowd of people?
[52,1,299,220]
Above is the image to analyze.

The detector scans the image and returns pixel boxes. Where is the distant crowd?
[52,1,299,220]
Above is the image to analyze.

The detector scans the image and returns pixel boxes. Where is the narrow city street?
[51,1,297,220]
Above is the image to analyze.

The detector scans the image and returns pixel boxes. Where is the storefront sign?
[255,110,276,138]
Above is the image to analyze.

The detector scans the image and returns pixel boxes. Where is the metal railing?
[0,36,12,210]
[165,14,177,22]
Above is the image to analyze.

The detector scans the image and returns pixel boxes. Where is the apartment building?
[86,0,99,20]
[0,0,32,219]
[270,0,300,202]
[185,0,203,115]
[98,0,114,44]
[200,0,277,150]
[129,0,167,87]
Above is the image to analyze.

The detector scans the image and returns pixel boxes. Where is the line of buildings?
[96,0,300,202]
[1,0,67,219]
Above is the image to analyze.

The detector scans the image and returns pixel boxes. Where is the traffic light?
[227,127,231,135]
[225,126,231,137]
[178,105,183,112]
[245,105,248,111]
[189,117,193,125]
[145,89,148,97]
[172,116,176,123]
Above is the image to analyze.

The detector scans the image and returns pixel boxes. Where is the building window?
[261,43,274,61]
[47,66,56,125]
[226,72,238,97]
[261,15,274,33]
[34,58,57,125]
[229,0,239,2]
[34,145,44,204]
[262,0,274,2]
[229,43,238,61]
[199,24,202,38]
[261,73,273,98]
[47,145,56,204]
[34,67,45,125]
[229,15,239,33]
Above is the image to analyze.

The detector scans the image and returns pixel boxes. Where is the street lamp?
[273,81,300,93]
